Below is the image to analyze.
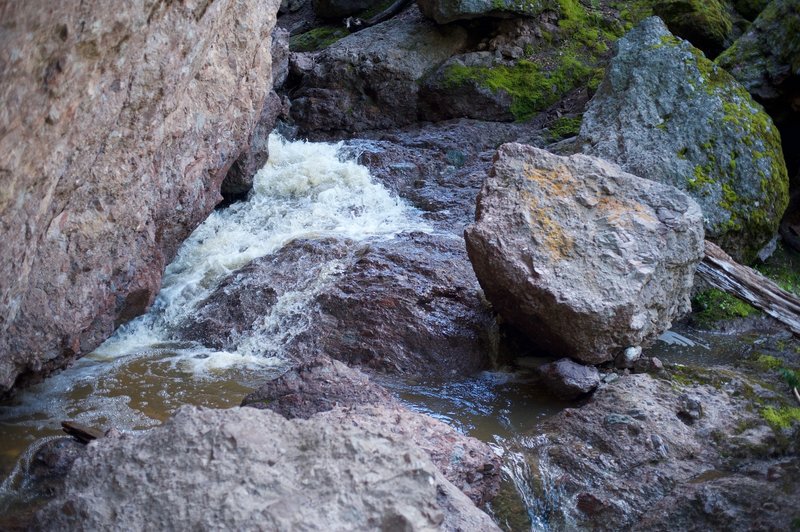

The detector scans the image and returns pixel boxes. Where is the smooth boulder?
[537,358,601,400]
[579,17,788,263]
[465,143,704,364]
[0,0,280,392]
[34,406,500,531]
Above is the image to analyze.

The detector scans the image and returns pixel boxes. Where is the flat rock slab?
[465,143,704,364]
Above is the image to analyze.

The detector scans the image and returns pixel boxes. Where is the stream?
[0,134,753,530]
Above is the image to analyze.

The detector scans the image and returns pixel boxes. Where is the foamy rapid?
[94,133,428,369]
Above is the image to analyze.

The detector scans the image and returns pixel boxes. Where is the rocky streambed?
[2,0,800,530]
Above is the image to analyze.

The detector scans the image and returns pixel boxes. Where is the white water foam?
[94,133,429,371]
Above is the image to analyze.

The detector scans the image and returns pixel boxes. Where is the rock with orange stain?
[465,143,705,364]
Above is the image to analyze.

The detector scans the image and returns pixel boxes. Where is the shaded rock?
[417,0,555,25]
[579,17,789,263]
[733,0,770,20]
[537,358,600,400]
[314,0,384,17]
[465,144,704,364]
[0,0,280,392]
[34,406,500,531]
[716,0,800,125]
[654,0,734,58]
[290,9,468,134]
[521,373,800,530]
[180,232,496,378]
[241,355,502,506]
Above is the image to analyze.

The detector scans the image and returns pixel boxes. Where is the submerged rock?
[579,17,788,263]
[180,232,496,378]
[0,0,280,392]
[465,144,704,364]
[290,9,467,134]
[34,406,500,531]
[537,358,601,400]
[241,356,502,507]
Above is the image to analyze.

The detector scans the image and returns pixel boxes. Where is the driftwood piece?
[696,240,800,337]
[61,421,105,444]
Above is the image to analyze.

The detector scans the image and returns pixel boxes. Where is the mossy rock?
[421,0,628,122]
[654,0,734,58]
[579,17,789,262]
[290,26,349,52]
[732,0,770,20]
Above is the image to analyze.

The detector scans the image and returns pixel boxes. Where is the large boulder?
[465,144,704,364]
[242,356,503,506]
[416,0,556,24]
[290,9,467,134]
[579,17,788,263]
[34,406,500,531]
[180,233,497,378]
[0,0,280,392]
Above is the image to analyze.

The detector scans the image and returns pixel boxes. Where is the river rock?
[537,358,601,400]
[417,0,555,24]
[34,406,500,531]
[519,372,800,530]
[0,0,280,393]
[579,17,788,263]
[290,8,468,134]
[241,355,503,506]
[465,144,704,364]
[180,232,496,378]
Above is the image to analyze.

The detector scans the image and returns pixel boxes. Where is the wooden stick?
[61,421,105,444]
[696,240,800,337]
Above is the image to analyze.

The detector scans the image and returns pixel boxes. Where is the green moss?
[443,56,597,121]
[692,288,757,326]
[289,26,348,52]
[754,354,784,371]
[755,242,800,295]
[761,406,800,430]
[547,115,583,141]
[653,0,732,56]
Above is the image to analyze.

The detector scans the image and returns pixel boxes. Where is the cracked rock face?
[0,0,280,392]
[465,143,704,364]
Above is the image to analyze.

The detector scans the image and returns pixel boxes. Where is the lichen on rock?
[579,17,788,263]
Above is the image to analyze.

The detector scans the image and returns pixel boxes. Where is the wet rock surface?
[524,372,800,530]
[241,355,503,507]
[180,232,496,378]
[537,359,601,400]
[34,405,500,531]
[579,17,788,262]
[465,143,704,364]
[0,0,280,393]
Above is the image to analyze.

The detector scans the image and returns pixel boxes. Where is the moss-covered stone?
[289,26,349,52]
[691,288,758,326]
[732,0,770,20]
[546,115,583,141]
[761,406,800,430]
[580,17,789,263]
[654,0,734,58]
